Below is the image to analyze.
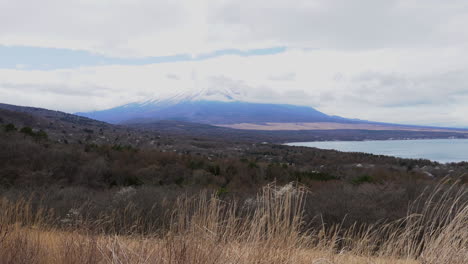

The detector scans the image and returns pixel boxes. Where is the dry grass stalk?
[0,181,465,263]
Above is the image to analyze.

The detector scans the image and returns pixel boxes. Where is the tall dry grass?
[0,181,465,264]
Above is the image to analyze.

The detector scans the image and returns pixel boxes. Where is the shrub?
[175,177,184,186]
[225,165,238,175]
[295,171,338,182]
[34,130,48,141]
[20,127,35,136]
[216,187,228,196]
[112,144,137,152]
[188,160,205,170]
[4,123,16,132]
[124,175,143,186]
[248,161,259,169]
[84,144,99,152]
[207,164,221,176]
[351,174,374,185]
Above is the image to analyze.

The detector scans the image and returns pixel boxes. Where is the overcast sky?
[1,0,468,127]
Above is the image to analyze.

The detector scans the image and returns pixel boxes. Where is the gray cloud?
[2,0,468,56]
[0,81,142,112]
[166,74,181,80]
[209,0,468,50]
[268,72,296,81]
[0,82,112,97]
[348,70,468,107]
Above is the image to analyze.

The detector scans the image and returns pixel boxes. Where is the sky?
[1,0,468,127]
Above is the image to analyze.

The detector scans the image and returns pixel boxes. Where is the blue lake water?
[286,139,468,163]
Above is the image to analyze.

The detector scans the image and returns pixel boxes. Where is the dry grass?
[0,181,465,264]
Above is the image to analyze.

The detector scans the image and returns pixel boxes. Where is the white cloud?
[1,48,468,126]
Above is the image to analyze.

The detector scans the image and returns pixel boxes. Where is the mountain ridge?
[77,100,357,125]
[76,87,361,125]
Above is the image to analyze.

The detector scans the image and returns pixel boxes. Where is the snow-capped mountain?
[76,87,352,125]
[138,86,248,106]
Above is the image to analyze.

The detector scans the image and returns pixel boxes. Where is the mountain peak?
[193,86,246,102]
[139,86,247,107]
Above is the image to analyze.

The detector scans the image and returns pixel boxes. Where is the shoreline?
[286,138,468,164]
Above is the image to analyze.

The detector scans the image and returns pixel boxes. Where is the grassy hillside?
[0,182,465,263]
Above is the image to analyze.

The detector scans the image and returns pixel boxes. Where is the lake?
[286,139,468,163]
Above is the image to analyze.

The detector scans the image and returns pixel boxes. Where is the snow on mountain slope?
[139,85,248,106]
[76,87,353,125]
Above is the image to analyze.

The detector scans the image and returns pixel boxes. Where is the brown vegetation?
[217,121,468,133]
[1,122,467,229]
[1,106,467,263]
[0,182,465,263]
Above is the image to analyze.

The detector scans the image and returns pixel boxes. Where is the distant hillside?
[130,120,468,143]
[2,103,468,144]
[0,103,163,146]
[0,103,111,128]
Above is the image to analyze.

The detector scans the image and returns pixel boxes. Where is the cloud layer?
[1,0,468,127]
[2,0,467,57]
